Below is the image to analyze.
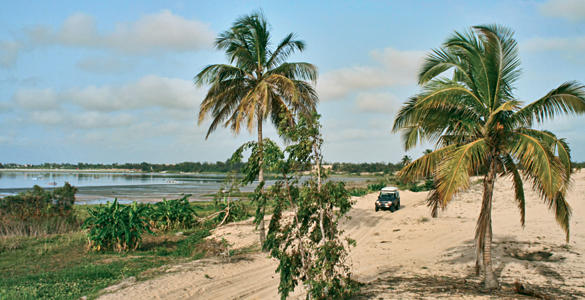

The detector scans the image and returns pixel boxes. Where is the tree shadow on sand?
[356,236,583,299]
[354,273,581,299]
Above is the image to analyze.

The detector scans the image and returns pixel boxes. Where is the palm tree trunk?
[475,239,484,276]
[257,116,266,247]
[480,156,499,289]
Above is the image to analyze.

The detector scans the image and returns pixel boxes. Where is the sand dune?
[100,171,585,299]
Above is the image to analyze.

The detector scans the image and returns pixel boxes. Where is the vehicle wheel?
[395,201,400,210]
[389,206,396,212]
[375,207,379,212]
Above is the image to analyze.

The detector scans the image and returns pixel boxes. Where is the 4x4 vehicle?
[375,186,400,212]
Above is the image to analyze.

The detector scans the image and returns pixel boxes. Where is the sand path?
[100,171,585,299]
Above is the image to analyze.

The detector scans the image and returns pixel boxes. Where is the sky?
[0,0,584,164]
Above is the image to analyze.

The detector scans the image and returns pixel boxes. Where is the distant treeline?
[330,162,402,174]
[2,160,584,174]
[0,161,243,173]
[1,161,401,174]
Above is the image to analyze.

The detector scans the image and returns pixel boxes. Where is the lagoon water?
[0,171,243,204]
[0,170,368,204]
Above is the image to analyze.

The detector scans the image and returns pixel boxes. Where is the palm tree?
[392,25,585,289]
[195,12,318,244]
[399,155,412,167]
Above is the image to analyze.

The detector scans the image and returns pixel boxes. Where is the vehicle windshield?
[378,192,397,201]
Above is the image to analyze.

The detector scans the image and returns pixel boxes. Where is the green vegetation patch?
[0,226,221,299]
[0,197,245,300]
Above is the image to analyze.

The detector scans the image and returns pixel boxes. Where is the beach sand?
[99,170,585,299]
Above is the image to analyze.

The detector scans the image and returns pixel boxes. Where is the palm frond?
[519,129,572,179]
[267,33,306,69]
[514,81,585,126]
[509,131,571,240]
[194,64,251,86]
[553,192,572,242]
[500,154,525,226]
[398,144,457,182]
[473,25,521,107]
[393,90,483,150]
[268,62,317,83]
[435,139,488,206]
[426,189,441,218]
[418,47,472,85]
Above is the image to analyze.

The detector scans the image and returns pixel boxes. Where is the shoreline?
[0,168,387,178]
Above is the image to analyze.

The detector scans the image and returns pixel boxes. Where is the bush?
[83,200,151,252]
[367,182,386,191]
[213,195,249,225]
[347,187,369,197]
[0,183,79,236]
[146,196,197,231]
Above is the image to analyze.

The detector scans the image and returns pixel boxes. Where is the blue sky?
[0,0,584,164]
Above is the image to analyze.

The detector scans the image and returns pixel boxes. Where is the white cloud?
[325,128,376,143]
[66,75,201,111]
[318,66,388,100]
[72,112,136,129]
[522,36,585,52]
[317,47,424,101]
[355,92,400,113]
[108,10,214,53]
[539,0,585,22]
[0,76,41,86]
[29,110,65,125]
[369,47,424,80]
[0,41,20,68]
[0,100,12,113]
[27,10,214,54]
[76,56,135,73]
[0,136,10,145]
[11,75,204,132]
[13,88,59,110]
[13,75,202,113]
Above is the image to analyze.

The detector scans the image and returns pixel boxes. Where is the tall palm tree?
[195,12,318,244]
[392,24,585,289]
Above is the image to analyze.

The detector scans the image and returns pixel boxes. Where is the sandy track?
[100,171,585,299]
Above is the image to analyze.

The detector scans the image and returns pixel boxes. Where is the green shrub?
[348,187,368,197]
[0,183,79,236]
[51,182,77,214]
[367,182,386,191]
[83,200,151,252]
[146,196,196,231]
[213,196,249,224]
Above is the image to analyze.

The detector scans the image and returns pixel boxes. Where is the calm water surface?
[0,171,368,204]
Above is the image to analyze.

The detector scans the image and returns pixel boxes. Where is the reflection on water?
[0,171,368,204]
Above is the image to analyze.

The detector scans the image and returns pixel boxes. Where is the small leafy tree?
[52,182,77,215]
[233,114,356,299]
[230,138,285,242]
